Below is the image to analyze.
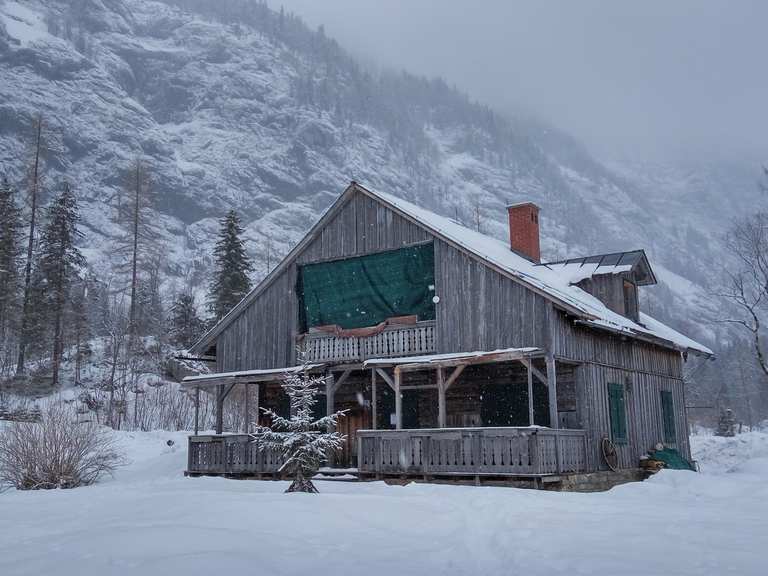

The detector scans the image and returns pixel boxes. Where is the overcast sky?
[277,0,767,162]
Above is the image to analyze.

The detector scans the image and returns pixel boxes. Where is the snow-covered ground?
[1,430,765,576]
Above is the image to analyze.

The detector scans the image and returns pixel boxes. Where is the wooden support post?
[254,383,260,429]
[546,354,559,430]
[326,373,335,433]
[244,383,250,434]
[371,369,378,430]
[215,384,224,435]
[194,386,200,436]
[394,367,402,430]
[527,361,535,427]
[437,367,446,428]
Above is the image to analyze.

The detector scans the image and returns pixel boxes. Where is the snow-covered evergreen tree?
[251,364,347,493]
[207,209,253,321]
[36,183,86,386]
[167,292,204,349]
[0,175,23,371]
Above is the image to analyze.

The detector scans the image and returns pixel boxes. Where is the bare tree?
[113,159,161,346]
[718,210,768,381]
[16,115,44,376]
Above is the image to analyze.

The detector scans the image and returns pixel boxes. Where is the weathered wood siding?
[576,363,689,470]
[213,186,691,473]
[556,315,688,468]
[216,190,429,372]
[433,240,550,352]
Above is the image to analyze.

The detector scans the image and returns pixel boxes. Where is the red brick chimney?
[507,202,541,263]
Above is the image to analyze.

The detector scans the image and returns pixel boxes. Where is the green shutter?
[608,383,627,444]
[661,390,676,444]
[298,242,436,330]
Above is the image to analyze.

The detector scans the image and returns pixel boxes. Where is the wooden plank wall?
[577,363,690,470]
[433,240,551,353]
[216,190,430,372]
[557,313,688,469]
[214,187,691,473]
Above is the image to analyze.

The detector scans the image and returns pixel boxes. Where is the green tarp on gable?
[298,242,436,330]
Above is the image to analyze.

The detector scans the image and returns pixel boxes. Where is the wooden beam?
[437,367,446,428]
[333,369,352,393]
[194,386,200,436]
[254,383,260,429]
[526,360,535,426]
[244,382,250,434]
[371,369,377,430]
[400,384,440,391]
[443,365,466,391]
[215,384,224,435]
[546,353,559,430]
[520,358,548,386]
[375,368,396,391]
[394,367,403,430]
[326,373,336,433]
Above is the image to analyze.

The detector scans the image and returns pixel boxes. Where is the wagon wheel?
[601,437,619,472]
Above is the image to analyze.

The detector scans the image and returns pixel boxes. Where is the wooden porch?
[186,427,588,478]
[357,427,588,477]
[182,346,589,479]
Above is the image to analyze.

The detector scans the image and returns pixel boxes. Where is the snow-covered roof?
[363,185,712,356]
[192,182,712,357]
[540,250,657,286]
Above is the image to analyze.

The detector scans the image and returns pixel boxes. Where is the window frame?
[608,382,628,445]
[660,390,676,445]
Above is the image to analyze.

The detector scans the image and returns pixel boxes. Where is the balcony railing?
[299,320,436,364]
[357,427,588,477]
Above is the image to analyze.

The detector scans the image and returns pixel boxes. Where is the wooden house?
[183,182,711,482]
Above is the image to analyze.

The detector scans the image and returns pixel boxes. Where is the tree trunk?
[128,161,140,348]
[16,116,42,376]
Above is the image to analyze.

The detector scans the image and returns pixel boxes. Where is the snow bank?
[0,429,765,576]
[691,429,768,474]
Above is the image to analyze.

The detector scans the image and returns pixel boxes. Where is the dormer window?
[623,280,638,322]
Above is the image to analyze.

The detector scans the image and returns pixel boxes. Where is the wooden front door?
[337,408,370,468]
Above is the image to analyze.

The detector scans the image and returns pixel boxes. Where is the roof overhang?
[181,363,325,389]
[363,347,545,372]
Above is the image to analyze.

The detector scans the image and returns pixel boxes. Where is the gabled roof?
[192,182,712,357]
[540,250,658,286]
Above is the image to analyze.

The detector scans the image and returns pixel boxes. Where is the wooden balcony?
[357,427,588,477]
[299,320,436,364]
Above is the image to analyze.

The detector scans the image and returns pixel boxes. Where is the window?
[623,280,638,320]
[608,383,627,444]
[661,390,676,444]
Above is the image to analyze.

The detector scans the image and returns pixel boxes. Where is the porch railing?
[299,320,436,363]
[187,434,285,475]
[357,427,588,476]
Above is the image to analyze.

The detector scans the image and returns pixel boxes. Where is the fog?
[278,0,768,162]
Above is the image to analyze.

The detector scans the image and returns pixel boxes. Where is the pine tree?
[251,364,347,493]
[37,183,86,387]
[16,115,44,375]
[207,210,253,321]
[0,175,24,370]
[167,292,204,349]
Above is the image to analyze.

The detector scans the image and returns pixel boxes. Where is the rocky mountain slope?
[0,0,758,352]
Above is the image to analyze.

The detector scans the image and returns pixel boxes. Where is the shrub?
[0,402,125,490]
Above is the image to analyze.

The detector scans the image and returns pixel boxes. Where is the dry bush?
[0,401,126,490]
